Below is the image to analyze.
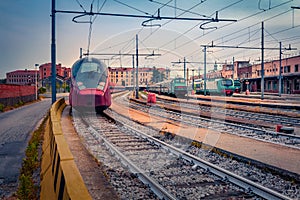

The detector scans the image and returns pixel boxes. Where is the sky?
[0,0,299,79]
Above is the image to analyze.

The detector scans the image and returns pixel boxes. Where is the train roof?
[150,77,186,86]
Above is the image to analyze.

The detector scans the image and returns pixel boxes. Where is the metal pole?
[51,0,57,103]
[192,69,194,91]
[279,42,282,97]
[232,57,235,79]
[132,54,135,91]
[183,57,186,80]
[135,34,139,99]
[204,46,207,96]
[261,21,264,100]
[186,68,189,87]
[80,48,82,58]
[35,64,39,100]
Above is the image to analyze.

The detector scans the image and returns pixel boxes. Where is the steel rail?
[108,111,293,200]
[154,96,300,126]
[178,108,300,142]
[128,100,300,149]
[86,126,178,200]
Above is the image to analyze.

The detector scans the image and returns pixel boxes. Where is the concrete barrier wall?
[40,98,92,200]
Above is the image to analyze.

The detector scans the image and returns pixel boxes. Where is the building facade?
[39,63,71,81]
[250,55,300,94]
[6,63,71,93]
[204,55,300,94]
[6,69,39,85]
[39,63,71,92]
[109,67,170,87]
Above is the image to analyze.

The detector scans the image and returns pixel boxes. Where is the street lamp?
[35,64,39,100]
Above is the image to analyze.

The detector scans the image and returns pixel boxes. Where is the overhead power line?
[149,0,210,18]
[171,0,294,58]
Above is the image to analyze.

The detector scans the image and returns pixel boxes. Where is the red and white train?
[69,57,111,113]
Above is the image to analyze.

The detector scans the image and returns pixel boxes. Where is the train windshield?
[221,79,233,86]
[75,61,107,90]
[234,80,241,86]
[79,63,100,73]
[174,78,186,83]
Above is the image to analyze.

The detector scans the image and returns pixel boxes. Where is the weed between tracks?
[15,115,48,200]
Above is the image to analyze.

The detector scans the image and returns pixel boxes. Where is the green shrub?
[18,100,24,106]
[0,103,4,112]
[17,174,38,200]
[16,115,47,200]
[38,87,46,94]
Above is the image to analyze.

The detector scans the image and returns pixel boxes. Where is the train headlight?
[97,82,105,90]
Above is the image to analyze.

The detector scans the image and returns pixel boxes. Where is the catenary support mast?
[51,0,57,104]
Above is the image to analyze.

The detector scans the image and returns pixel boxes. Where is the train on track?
[193,78,234,96]
[148,77,188,97]
[69,57,111,113]
[233,79,241,93]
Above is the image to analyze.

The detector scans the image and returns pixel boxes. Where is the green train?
[148,77,188,97]
[193,78,234,96]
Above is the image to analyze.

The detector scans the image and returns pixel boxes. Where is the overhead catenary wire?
[140,0,208,43]
[157,0,245,49]
[113,0,151,15]
[158,0,294,60]
[71,0,298,72]
[75,0,87,12]
[119,0,174,55]
[183,2,297,62]
[86,0,242,64]
[149,0,210,18]
[106,1,213,59]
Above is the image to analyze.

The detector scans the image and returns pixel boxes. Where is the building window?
[295,64,299,72]
[267,81,271,90]
[294,79,300,90]
[284,66,290,73]
[273,81,277,90]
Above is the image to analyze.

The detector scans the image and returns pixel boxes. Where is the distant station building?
[6,63,71,92]
[39,63,71,92]
[39,63,71,81]
[204,54,300,94]
[109,67,170,87]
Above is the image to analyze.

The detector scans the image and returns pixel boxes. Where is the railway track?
[156,97,300,128]
[187,95,300,115]
[72,106,299,199]
[123,95,300,149]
